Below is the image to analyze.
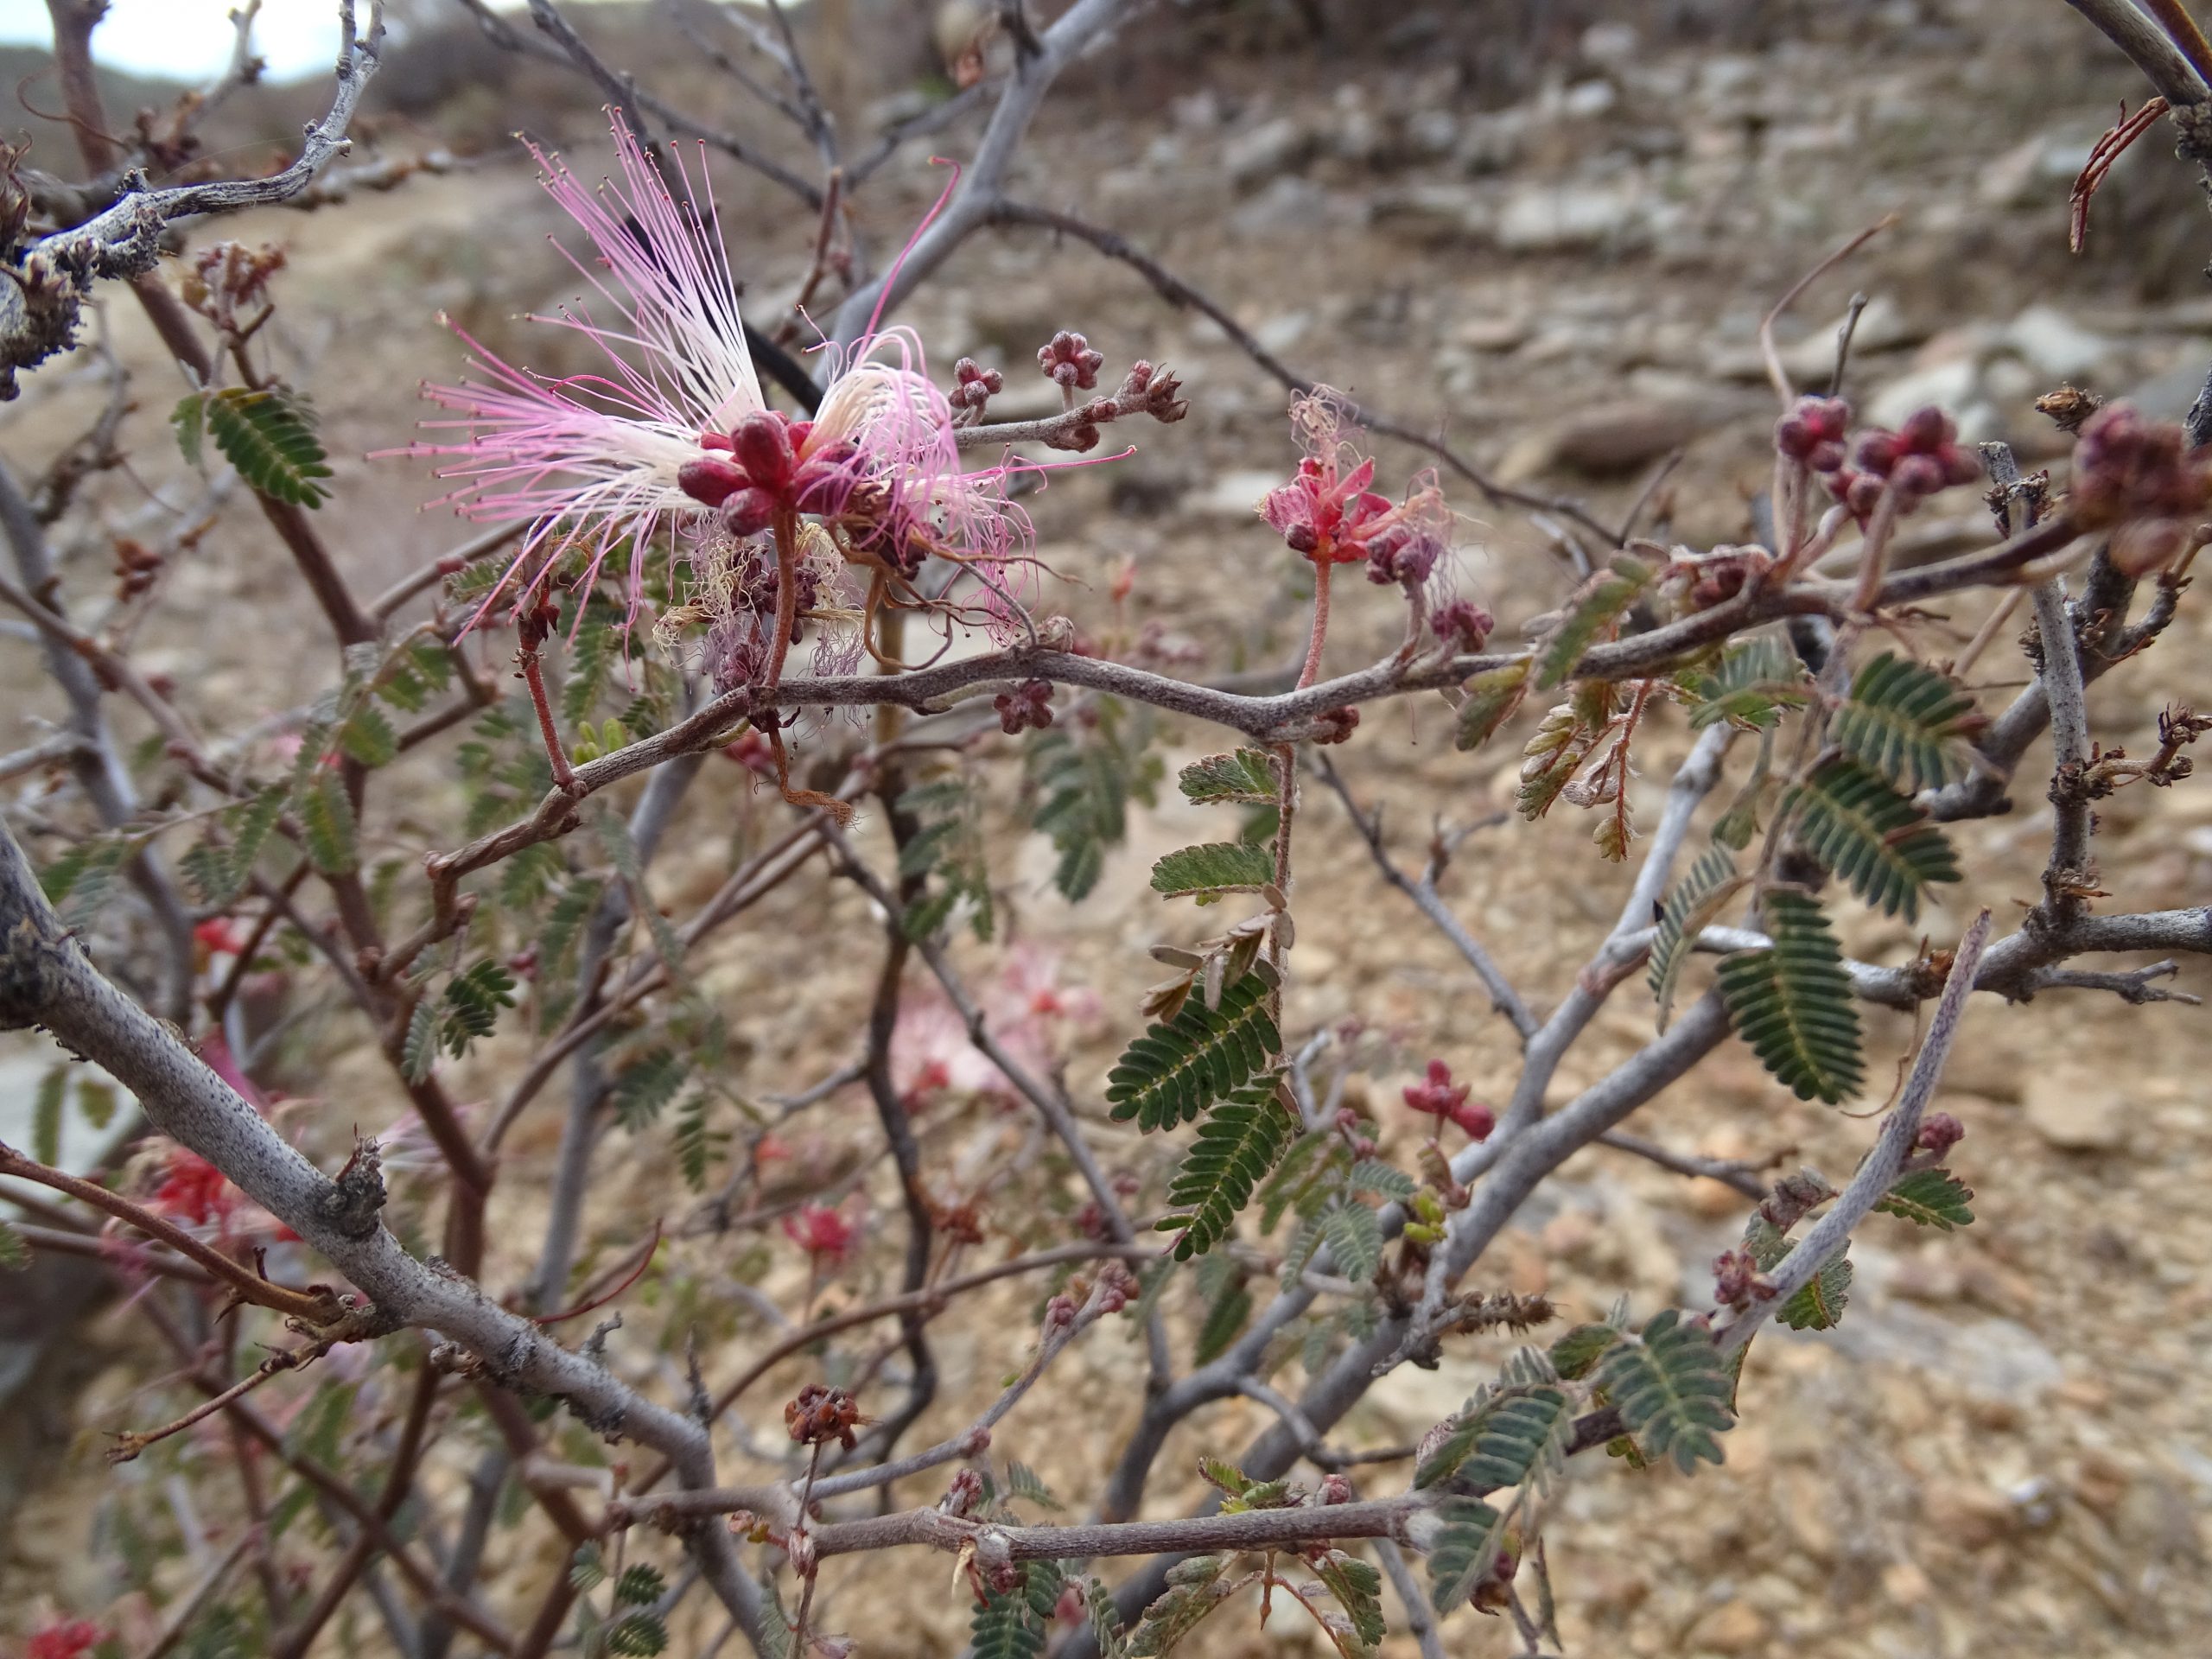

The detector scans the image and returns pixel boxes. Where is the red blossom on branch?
[1402,1059,1495,1141]
[782,1202,860,1271]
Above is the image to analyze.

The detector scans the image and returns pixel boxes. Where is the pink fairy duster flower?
[402,118,760,623]
[397,114,1026,638]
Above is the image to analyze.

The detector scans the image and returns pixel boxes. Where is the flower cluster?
[1260,391,1449,581]
[1402,1058,1495,1141]
[782,1201,859,1271]
[402,115,1027,670]
[994,677,1055,734]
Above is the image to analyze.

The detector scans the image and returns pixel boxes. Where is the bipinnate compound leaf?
[1107,963,1280,1130]
[1593,1309,1734,1474]
[1717,890,1864,1103]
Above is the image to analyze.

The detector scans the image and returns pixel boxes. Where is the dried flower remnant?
[785,1382,865,1450]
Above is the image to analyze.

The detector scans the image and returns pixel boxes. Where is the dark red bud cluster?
[1039,329,1104,391]
[994,677,1055,734]
[1363,524,1443,588]
[1045,1293,1079,1331]
[950,356,1004,413]
[1093,1261,1136,1315]
[1311,705,1360,744]
[1319,1473,1354,1505]
[111,537,162,601]
[679,410,820,536]
[1915,1112,1966,1155]
[1774,394,1851,473]
[1433,599,1495,652]
[1824,404,1980,522]
[785,1383,863,1450]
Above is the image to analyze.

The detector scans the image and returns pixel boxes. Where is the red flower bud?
[678,454,747,507]
[721,487,779,537]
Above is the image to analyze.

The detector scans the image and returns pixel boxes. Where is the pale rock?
[1372,182,1490,244]
[1580,21,1639,67]
[1736,293,1921,384]
[1404,107,1460,157]
[1979,134,2094,209]
[1557,78,1618,119]
[1923,1482,2019,1549]
[1882,1560,1934,1605]
[1688,1599,1769,1655]
[1324,85,1385,163]
[1254,310,1312,354]
[1224,115,1312,185]
[1868,358,1978,427]
[2024,1064,2123,1151]
[1228,175,1360,237]
[1169,88,1222,130]
[1494,181,1649,253]
[1455,111,1525,174]
[1506,394,1749,479]
[1696,54,1761,101]
[1450,315,1529,353]
[2003,303,2113,382]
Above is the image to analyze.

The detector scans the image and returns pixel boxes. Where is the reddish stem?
[1297,558,1335,690]
[518,646,578,792]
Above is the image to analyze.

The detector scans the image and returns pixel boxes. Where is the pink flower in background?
[399,113,1027,641]
[27,1620,103,1659]
[890,946,1098,1106]
[783,1202,859,1271]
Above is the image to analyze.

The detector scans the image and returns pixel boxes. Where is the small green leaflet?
[1427,1497,1512,1614]
[1834,652,1980,791]
[1149,842,1276,900]
[1106,963,1279,1131]
[1455,661,1530,751]
[1876,1166,1975,1230]
[1177,748,1279,805]
[1717,890,1864,1104]
[1647,844,1745,1033]
[1685,634,1808,731]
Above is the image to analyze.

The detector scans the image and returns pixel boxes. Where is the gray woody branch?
[0,815,768,1650]
[0,2,386,399]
